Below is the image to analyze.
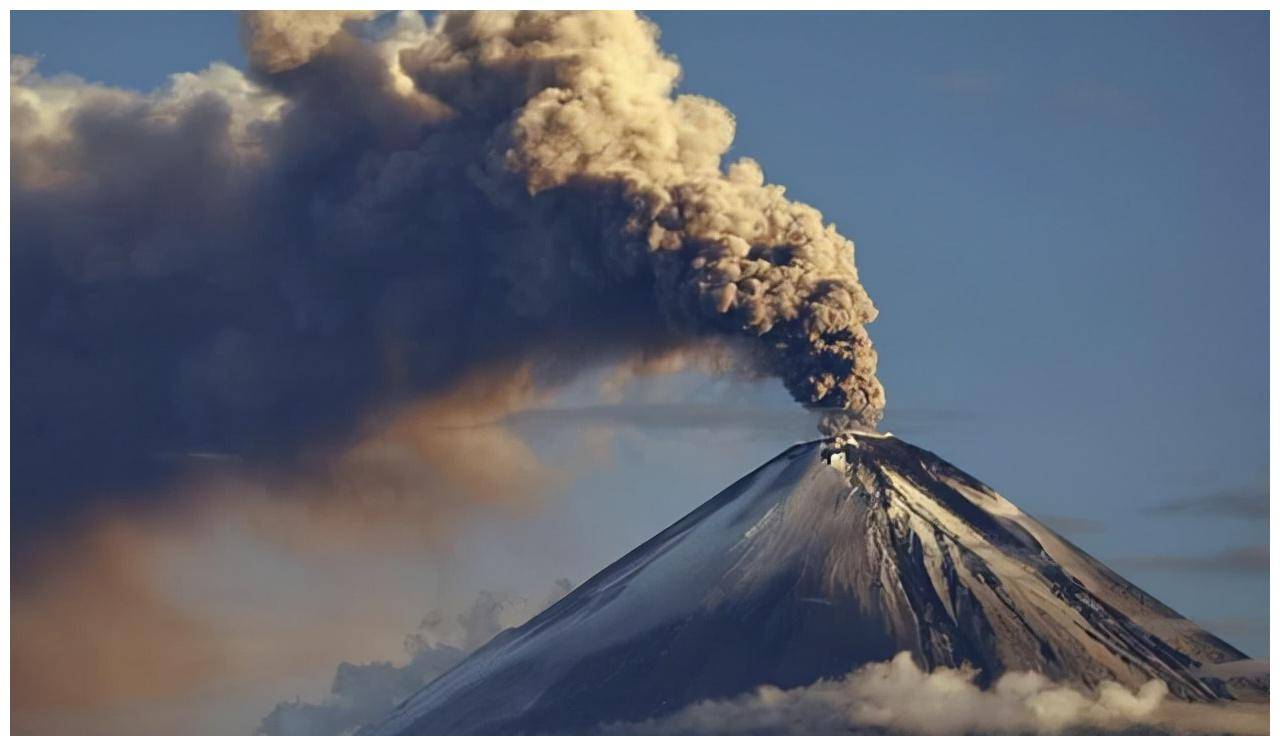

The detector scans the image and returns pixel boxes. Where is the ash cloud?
[11,520,225,722]
[505,402,815,433]
[12,10,884,542]
[607,652,1267,735]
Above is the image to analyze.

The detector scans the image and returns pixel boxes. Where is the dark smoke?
[11,11,884,538]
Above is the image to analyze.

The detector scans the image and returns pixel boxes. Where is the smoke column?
[12,10,884,531]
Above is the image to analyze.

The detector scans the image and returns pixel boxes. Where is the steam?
[12,10,883,534]
[608,652,1268,735]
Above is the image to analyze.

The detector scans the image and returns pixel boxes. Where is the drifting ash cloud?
[11,11,886,726]
[13,0,889,683]
[11,519,225,720]
[606,652,1268,735]
[12,9,884,541]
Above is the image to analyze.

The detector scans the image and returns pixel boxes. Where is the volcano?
[371,433,1265,735]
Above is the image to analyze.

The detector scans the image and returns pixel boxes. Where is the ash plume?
[12,10,884,535]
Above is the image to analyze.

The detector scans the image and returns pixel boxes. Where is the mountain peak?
[372,436,1263,735]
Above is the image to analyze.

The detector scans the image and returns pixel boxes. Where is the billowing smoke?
[12,10,882,538]
[607,652,1268,735]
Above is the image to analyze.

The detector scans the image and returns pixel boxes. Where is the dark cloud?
[12,10,886,546]
[13,13,886,730]
[1145,487,1268,520]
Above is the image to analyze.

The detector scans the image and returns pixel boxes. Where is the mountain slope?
[372,433,1262,735]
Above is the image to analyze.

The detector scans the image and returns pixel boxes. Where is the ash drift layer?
[373,435,1262,734]
[13,10,886,526]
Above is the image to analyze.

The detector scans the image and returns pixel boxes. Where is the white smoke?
[608,652,1268,735]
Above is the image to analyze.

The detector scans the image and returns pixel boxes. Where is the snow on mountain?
[370,434,1265,735]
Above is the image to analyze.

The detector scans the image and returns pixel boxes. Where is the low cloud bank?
[256,643,465,736]
[608,652,1268,735]
[258,580,574,735]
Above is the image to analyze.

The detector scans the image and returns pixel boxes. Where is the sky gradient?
[11,10,1268,735]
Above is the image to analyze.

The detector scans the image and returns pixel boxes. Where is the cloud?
[241,11,376,73]
[218,367,570,551]
[12,9,887,732]
[10,364,572,731]
[11,519,226,731]
[9,452,574,734]
[1146,487,1268,520]
[257,580,575,735]
[505,402,979,437]
[607,652,1267,735]
[256,644,467,736]
[506,402,813,432]
[1117,545,1268,575]
[13,9,885,547]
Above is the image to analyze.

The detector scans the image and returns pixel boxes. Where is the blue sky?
[10,10,1269,731]
[651,11,1270,655]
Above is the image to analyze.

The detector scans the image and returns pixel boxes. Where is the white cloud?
[608,652,1268,735]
